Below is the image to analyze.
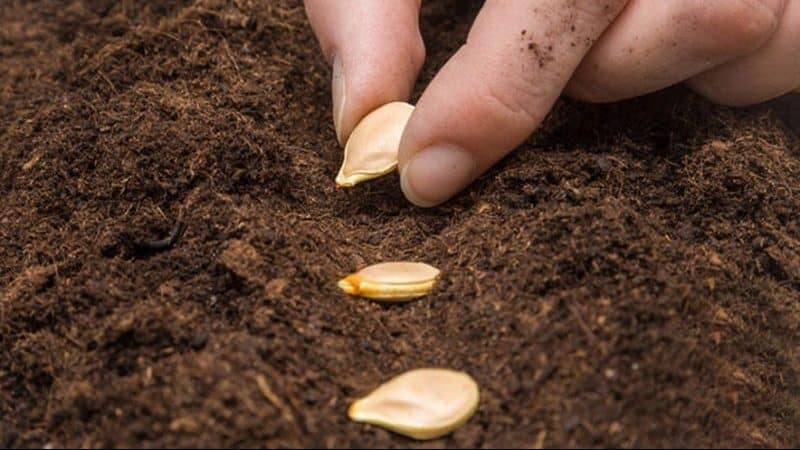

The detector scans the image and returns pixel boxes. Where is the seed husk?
[337,261,440,301]
[336,101,414,187]
[348,368,480,440]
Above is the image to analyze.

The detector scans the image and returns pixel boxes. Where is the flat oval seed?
[348,368,479,440]
[337,262,440,301]
[336,102,414,187]
[357,261,439,285]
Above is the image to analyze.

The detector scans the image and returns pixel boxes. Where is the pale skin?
[305,0,800,207]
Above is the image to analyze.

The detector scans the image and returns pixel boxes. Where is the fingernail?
[400,145,477,207]
[332,55,346,146]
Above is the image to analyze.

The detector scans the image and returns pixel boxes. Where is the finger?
[566,0,785,103]
[304,0,424,145]
[398,0,627,207]
[687,0,800,106]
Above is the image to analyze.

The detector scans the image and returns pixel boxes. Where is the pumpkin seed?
[337,261,439,301]
[336,102,414,187]
[348,368,479,440]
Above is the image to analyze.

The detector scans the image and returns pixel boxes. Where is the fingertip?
[399,144,477,207]
[399,167,439,208]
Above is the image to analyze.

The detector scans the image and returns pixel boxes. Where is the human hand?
[567,1,798,106]
[305,0,799,207]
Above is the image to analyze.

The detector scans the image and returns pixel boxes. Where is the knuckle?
[572,0,630,23]
[478,77,548,126]
[688,0,782,55]
[723,0,782,40]
[565,73,616,104]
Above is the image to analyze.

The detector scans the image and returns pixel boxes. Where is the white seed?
[336,102,414,187]
[348,368,479,440]
[337,261,440,301]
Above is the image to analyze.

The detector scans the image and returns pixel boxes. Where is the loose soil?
[2,0,800,447]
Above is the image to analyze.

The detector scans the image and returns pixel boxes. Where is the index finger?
[397,0,628,207]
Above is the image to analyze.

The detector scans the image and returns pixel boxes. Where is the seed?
[348,368,479,440]
[337,261,440,301]
[336,101,414,187]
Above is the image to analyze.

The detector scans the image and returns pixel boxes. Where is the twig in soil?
[134,220,186,252]
[98,71,118,94]
[221,38,241,79]
[372,315,393,341]
[532,364,558,389]
[255,374,296,425]
[62,332,83,349]
[567,303,598,345]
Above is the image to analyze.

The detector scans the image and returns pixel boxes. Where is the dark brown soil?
[2,0,800,447]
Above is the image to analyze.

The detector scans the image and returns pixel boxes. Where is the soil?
[2,0,800,448]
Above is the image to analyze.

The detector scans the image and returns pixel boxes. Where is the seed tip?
[335,174,355,188]
[347,400,362,420]
[337,275,361,295]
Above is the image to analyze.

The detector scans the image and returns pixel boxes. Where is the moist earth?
[1,0,799,447]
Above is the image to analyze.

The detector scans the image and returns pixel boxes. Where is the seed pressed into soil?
[1,0,799,448]
[338,262,440,301]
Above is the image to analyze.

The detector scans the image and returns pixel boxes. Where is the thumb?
[305,0,424,145]
[398,0,627,207]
